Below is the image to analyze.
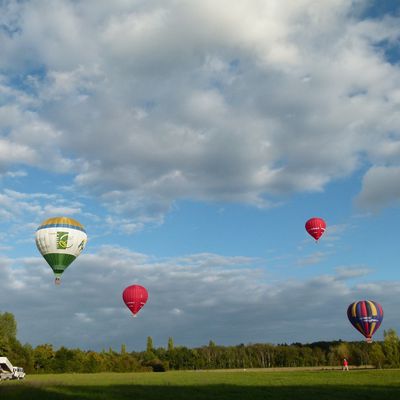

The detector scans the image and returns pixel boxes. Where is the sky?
[1,0,400,351]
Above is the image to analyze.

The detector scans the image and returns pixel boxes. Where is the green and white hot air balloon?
[36,217,87,285]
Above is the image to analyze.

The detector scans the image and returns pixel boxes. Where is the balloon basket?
[55,278,61,285]
[366,337,372,343]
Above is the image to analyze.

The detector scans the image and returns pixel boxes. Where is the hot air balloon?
[347,300,383,343]
[36,217,87,285]
[305,217,326,241]
[123,285,148,317]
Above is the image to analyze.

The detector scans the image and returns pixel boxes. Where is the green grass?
[1,369,400,400]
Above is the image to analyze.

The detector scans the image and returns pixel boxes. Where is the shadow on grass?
[1,382,400,400]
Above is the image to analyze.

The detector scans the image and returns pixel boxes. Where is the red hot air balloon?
[123,285,148,317]
[305,217,326,241]
[347,300,383,343]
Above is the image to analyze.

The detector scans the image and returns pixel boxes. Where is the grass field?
[1,369,400,400]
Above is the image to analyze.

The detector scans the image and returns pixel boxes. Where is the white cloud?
[0,189,82,221]
[0,188,88,251]
[0,1,400,221]
[356,166,400,210]
[3,170,27,178]
[75,312,93,323]
[297,251,328,266]
[170,308,183,316]
[0,246,397,350]
[0,0,398,353]
[0,105,74,172]
[335,266,372,280]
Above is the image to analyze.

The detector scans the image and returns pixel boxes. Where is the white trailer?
[0,357,25,380]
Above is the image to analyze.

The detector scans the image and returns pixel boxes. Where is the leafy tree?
[0,312,18,356]
[5,311,400,373]
[0,312,17,339]
[383,329,400,367]
[147,336,154,353]
[52,347,76,373]
[33,344,55,372]
[348,342,370,366]
[168,337,174,352]
[327,342,350,366]
[369,343,385,368]
[83,351,105,373]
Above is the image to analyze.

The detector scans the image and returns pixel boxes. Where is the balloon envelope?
[123,285,148,316]
[347,300,383,342]
[305,217,326,241]
[35,216,87,284]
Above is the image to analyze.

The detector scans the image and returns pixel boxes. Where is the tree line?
[1,312,399,373]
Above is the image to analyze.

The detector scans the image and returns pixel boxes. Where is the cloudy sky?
[1,0,400,351]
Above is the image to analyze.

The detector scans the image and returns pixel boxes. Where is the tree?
[0,312,21,358]
[369,343,385,369]
[147,336,154,353]
[83,351,105,373]
[0,312,17,339]
[348,342,370,366]
[327,342,350,366]
[33,344,55,372]
[52,347,76,373]
[383,329,400,367]
[168,337,174,352]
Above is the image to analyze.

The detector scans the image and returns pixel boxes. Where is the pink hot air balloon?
[122,285,148,317]
[305,217,326,242]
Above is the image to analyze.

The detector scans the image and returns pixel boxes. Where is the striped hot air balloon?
[122,285,148,317]
[347,300,383,343]
[36,217,87,285]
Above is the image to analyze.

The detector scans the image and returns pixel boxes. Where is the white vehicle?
[12,366,26,380]
[0,357,25,380]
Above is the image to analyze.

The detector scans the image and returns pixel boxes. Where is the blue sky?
[1,0,400,351]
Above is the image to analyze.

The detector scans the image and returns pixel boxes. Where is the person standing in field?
[343,358,349,371]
